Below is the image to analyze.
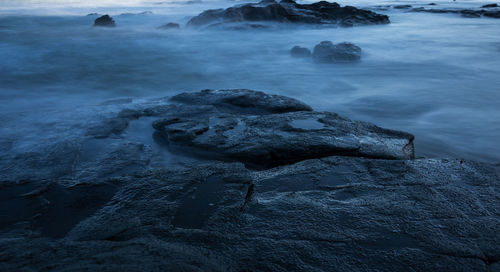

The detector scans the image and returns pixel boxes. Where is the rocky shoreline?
[1,89,499,271]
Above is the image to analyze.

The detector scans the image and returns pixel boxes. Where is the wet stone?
[289,118,325,130]
[171,176,227,229]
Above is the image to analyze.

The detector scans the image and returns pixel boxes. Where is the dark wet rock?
[394,5,412,9]
[312,41,361,63]
[159,22,181,29]
[0,140,80,181]
[1,157,499,271]
[428,3,437,5]
[93,15,116,27]
[461,10,482,18]
[482,3,498,8]
[1,89,499,271]
[153,90,414,168]
[410,7,500,19]
[0,180,117,238]
[170,89,313,114]
[290,45,311,57]
[484,11,500,18]
[87,117,130,138]
[187,0,390,29]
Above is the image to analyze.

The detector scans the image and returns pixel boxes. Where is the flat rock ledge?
[187,0,390,29]
[1,89,499,272]
[153,90,414,169]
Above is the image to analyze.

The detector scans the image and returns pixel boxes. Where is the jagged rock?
[312,41,361,63]
[94,15,116,27]
[290,45,311,57]
[482,3,498,8]
[159,22,180,29]
[187,0,390,29]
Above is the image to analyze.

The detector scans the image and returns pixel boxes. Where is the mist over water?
[1,0,500,164]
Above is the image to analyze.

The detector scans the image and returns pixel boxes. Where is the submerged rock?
[94,15,116,27]
[187,0,390,29]
[312,41,362,63]
[290,45,311,57]
[159,22,181,29]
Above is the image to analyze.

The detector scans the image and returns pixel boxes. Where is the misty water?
[1,0,500,165]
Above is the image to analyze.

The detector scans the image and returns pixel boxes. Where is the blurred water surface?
[1,0,499,163]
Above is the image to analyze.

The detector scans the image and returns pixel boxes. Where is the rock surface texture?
[187,0,390,28]
[0,89,499,271]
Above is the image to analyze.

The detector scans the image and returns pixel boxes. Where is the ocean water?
[1,0,499,164]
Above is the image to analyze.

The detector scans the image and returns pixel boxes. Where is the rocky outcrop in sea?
[187,0,390,29]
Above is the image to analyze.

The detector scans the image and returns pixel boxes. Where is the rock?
[1,157,499,271]
[186,0,390,29]
[484,11,500,18]
[94,15,116,27]
[312,41,361,63]
[159,22,181,29]
[428,3,437,5]
[482,3,498,8]
[461,10,482,18]
[290,45,311,57]
[170,89,313,114]
[86,13,100,16]
[0,180,118,238]
[153,110,414,169]
[410,7,500,18]
[1,89,499,271]
[394,5,412,9]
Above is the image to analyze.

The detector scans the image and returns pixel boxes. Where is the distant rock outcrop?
[409,6,500,19]
[94,15,116,27]
[482,3,498,8]
[290,46,311,57]
[159,22,181,29]
[312,41,361,63]
[187,0,390,29]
